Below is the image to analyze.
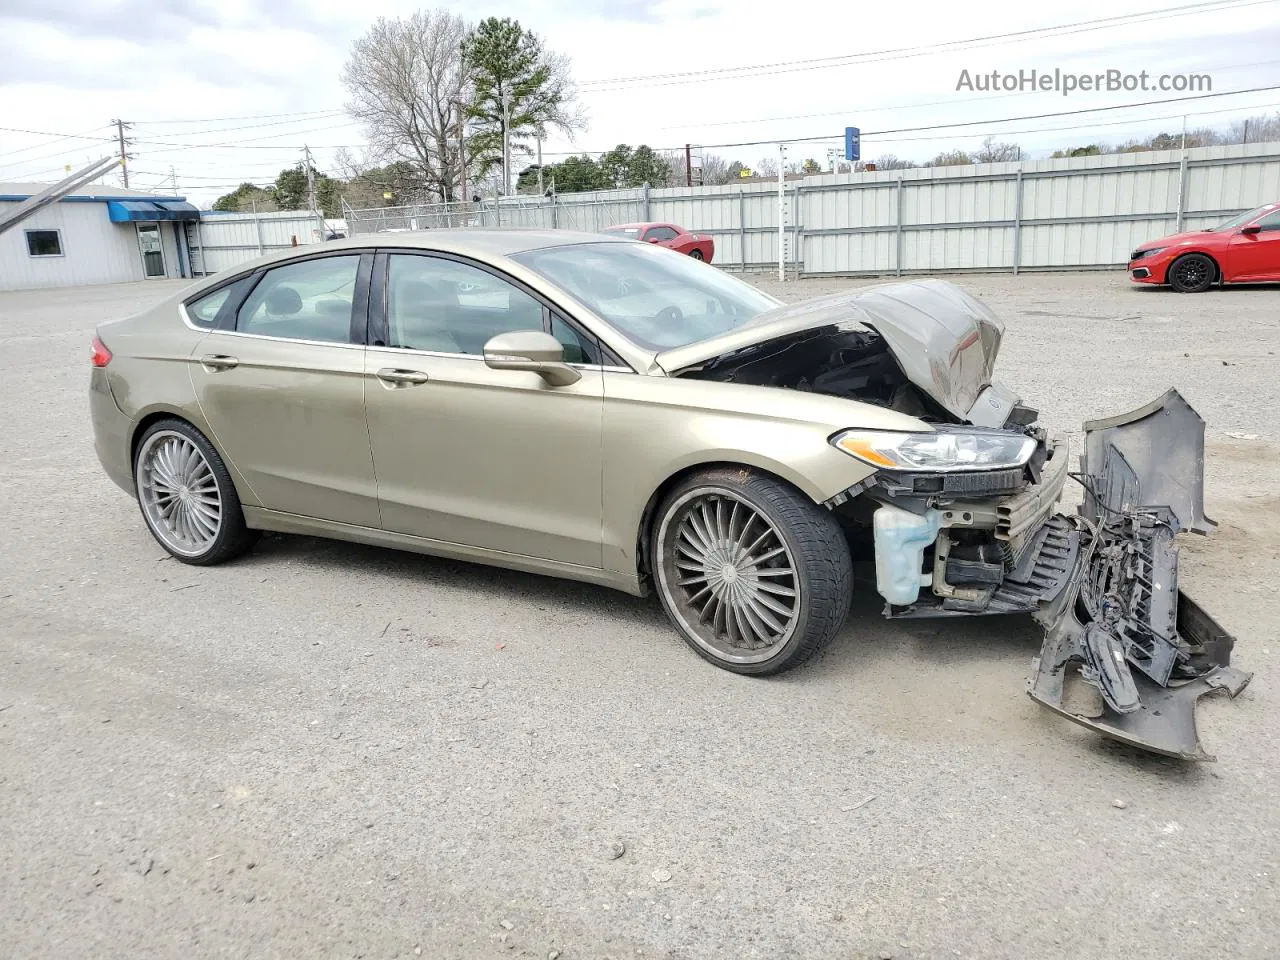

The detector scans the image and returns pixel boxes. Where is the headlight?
[832,429,1036,472]
[1134,247,1166,260]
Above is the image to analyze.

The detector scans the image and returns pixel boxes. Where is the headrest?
[265,285,302,315]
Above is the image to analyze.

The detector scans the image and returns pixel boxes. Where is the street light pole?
[454,100,468,204]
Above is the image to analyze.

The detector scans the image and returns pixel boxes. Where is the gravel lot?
[1,270,1278,960]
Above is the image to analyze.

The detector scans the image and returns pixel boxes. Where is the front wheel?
[651,467,853,675]
[689,249,705,261]
[1167,253,1216,292]
[134,419,258,565]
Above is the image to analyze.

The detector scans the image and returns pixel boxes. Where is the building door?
[136,223,166,278]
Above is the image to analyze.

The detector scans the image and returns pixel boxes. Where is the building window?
[25,230,63,258]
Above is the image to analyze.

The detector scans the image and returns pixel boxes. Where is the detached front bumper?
[869,389,1251,760]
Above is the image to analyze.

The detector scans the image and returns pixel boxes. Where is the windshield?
[512,241,780,350]
[1212,205,1274,231]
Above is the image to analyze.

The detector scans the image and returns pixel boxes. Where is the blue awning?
[107,200,200,222]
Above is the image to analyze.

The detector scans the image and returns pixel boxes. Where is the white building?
[0,182,200,291]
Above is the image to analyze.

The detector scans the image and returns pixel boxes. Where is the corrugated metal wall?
[339,141,1280,276]
[796,141,1280,275]
[187,210,328,275]
[0,201,146,290]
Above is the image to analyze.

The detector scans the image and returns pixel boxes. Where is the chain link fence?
[343,194,647,237]
[337,141,1280,275]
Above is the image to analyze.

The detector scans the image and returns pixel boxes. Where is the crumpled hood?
[656,278,1006,421]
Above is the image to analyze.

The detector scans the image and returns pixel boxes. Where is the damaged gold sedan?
[88,230,1250,760]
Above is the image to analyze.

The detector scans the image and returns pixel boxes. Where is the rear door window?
[236,256,361,343]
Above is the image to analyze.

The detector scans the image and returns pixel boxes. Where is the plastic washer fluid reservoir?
[872,504,942,606]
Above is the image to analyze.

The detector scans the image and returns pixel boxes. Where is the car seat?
[391,278,462,353]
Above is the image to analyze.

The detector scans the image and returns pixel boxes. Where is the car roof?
[322,228,629,256]
[186,229,632,285]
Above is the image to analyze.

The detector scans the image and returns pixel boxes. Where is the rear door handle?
[376,367,430,386]
[200,354,239,372]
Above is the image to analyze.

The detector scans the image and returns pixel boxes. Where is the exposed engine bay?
[675,280,1250,760]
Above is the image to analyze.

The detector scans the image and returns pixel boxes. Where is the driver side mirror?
[647,237,661,243]
[1241,224,1262,235]
[483,330,581,387]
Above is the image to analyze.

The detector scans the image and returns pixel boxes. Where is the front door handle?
[376,367,430,386]
[200,354,239,372]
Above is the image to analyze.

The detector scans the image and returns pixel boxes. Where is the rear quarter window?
[184,276,254,328]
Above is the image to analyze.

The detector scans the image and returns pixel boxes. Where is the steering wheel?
[655,305,684,325]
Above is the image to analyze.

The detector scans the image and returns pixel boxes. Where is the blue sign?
[845,126,860,162]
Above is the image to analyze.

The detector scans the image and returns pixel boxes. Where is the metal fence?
[187,209,328,276]
[341,141,1280,276]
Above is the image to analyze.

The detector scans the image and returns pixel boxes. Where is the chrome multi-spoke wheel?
[138,431,223,556]
[660,489,799,663]
[652,469,853,675]
[133,420,256,565]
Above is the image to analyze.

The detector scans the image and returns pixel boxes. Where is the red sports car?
[1129,201,1280,291]
[604,222,715,262]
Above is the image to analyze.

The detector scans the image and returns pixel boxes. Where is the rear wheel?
[134,419,257,565]
[1167,253,1216,292]
[651,467,852,675]
[689,249,705,261]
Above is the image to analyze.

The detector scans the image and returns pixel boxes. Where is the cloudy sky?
[3,0,1280,205]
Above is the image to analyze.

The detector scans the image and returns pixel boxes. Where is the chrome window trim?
[366,342,633,373]
[182,307,364,351]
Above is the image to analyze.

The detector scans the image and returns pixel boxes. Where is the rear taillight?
[91,335,112,368]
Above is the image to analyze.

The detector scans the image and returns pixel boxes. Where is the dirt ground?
[1,269,1278,960]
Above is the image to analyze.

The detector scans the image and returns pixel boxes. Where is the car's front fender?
[598,374,925,578]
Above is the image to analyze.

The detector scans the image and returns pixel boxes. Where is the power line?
[0,125,114,160]
[663,56,1280,132]
[131,122,358,152]
[129,113,347,140]
[0,125,117,142]
[688,82,1280,150]
[132,108,341,125]
[579,0,1274,90]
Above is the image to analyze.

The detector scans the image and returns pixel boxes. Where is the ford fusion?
[90,230,1250,759]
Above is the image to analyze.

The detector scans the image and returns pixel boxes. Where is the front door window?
[137,224,165,278]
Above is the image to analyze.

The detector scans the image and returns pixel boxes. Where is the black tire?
[1167,253,1216,292]
[689,249,705,261]
[650,466,853,676]
[133,418,258,565]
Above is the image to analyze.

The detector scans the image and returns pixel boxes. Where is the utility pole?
[303,145,318,213]
[685,143,693,187]
[537,134,544,196]
[501,90,512,196]
[168,165,177,193]
[112,119,132,188]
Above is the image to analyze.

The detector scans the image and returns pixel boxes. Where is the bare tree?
[698,153,733,185]
[1229,111,1280,144]
[973,136,1024,163]
[871,153,917,170]
[341,11,470,203]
